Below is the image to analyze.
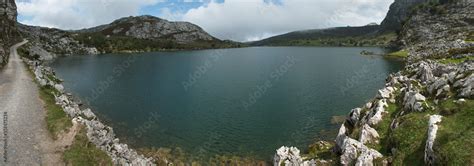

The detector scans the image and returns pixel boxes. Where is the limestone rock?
[274,146,304,166]
[359,124,380,144]
[425,115,442,165]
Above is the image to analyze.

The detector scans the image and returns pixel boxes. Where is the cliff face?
[0,0,18,66]
[380,0,428,32]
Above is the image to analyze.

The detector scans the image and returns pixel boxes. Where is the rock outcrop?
[0,0,18,67]
[380,0,427,32]
[18,24,99,56]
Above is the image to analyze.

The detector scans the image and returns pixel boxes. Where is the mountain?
[76,15,218,44]
[70,15,240,53]
[250,24,395,47]
[0,0,19,67]
[251,0,430,47]
[18,15,241,57]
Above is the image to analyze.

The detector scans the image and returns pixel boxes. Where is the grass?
[389,112,428,165]
[63,126,113,165]
[438,56,474,64]
[386,50,409,58]
[21,44,112,165]
[434,99,474,165]
[38,85,73,140]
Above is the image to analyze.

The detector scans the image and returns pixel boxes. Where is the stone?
[367,99,388,126]
[428,77,448,95]
[274,146,304,166]
[359,124,380,144]
[425,115,442,165]
[82,108,96,119]
[340,138,383,165]
[403,91,426,112]
[348,108,361,127]
[54,84,64,92]
[335,124,348,154]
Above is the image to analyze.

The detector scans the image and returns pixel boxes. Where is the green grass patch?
[434,99,474,165]
[438,56,474,64]
[63,126,113,165]
[372,103,399,154]
[39,85,72,140]
[389,113,428,165]
[386,50,409,58]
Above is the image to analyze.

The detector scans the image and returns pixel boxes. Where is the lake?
[50,47,403,161]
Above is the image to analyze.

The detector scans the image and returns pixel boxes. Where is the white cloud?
[17,0,159,30]
[181,0,394,41]
[17,0,394,41]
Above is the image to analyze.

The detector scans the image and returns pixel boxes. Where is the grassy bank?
[63,126,113,165]
[20,48,112,165]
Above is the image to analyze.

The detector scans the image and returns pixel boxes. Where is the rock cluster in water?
[23,59,155,165]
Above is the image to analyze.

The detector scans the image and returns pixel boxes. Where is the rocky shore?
[274,1,473,165]
[22,59,155,165]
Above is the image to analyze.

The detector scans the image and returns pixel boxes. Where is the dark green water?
[50,47,402,161]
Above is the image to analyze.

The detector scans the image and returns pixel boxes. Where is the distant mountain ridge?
[252,0,430,47]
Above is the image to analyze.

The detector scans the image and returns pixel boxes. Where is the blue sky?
[17,0,394,41]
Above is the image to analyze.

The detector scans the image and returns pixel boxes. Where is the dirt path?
[0,41,77,165]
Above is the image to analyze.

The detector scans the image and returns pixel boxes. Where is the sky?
[16,0,394,42]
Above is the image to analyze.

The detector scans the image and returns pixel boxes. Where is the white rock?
[274,146,304,166]
[54,84,64,92]
[425,115,442,165]
[359,124,380,144]
[82,108,96,119]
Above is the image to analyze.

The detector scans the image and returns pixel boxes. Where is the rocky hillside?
[18,24,99,59]
[0,0,19,67]
[274,0,474,165]
[72,15,240,53]
[250,25,397,47]
[77,15,217,44]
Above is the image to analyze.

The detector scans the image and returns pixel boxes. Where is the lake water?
[50,47,403,161]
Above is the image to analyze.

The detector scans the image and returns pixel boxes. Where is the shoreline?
[22,57,155,165]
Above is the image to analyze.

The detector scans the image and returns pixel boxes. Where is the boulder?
[82,108,96,119]
[54,84,64,92]
[347,108,361,127]
[403,91,426,112]
[359,124,380,144]
[425,115,442,165]
[428,77,448,95]
[340,138,383,166]
[367,99,388,126]
[274,146,304,166]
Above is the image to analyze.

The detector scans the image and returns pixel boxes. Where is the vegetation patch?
[434,99,474,165]
[63,126,113,165]
[73,33,242,54]
[389,112,428,165]
[138,147,268,165]
[38,85,72,139]
[438,56,474,64]
[386,50,409,58]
